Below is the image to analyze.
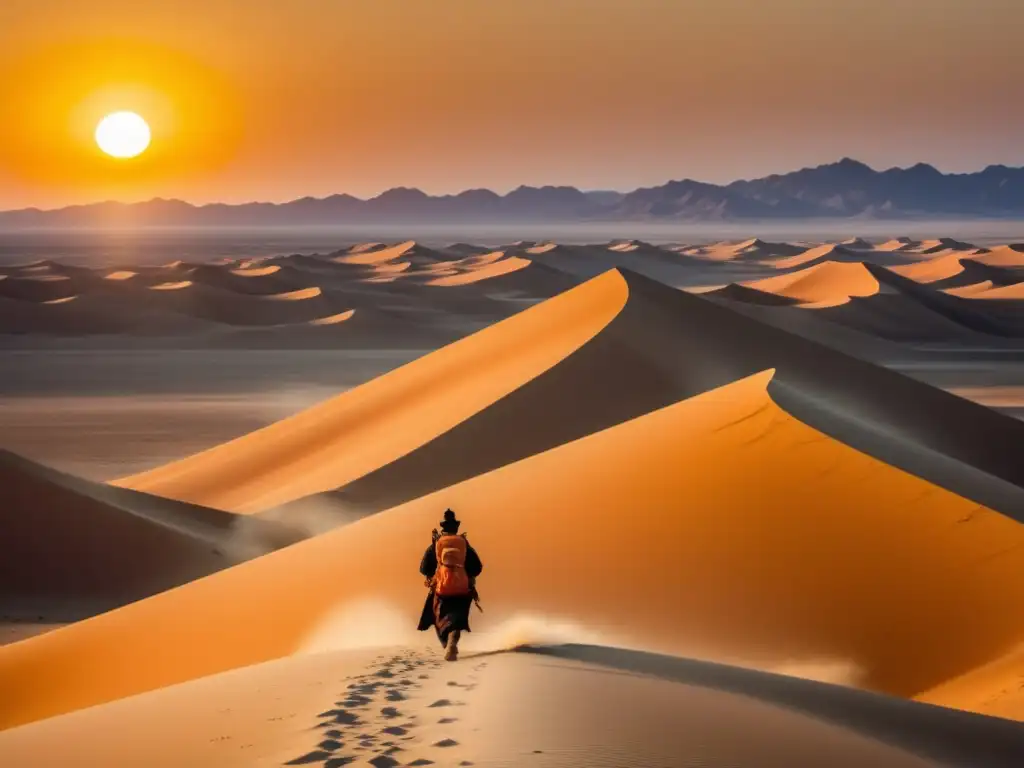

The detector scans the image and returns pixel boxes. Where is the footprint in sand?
[407,760,435,766]
[318,708,360,725]
[432,738,459,748]
[381,726,408,737]
[379,706,402,719]
[285,750,333,764]
[385,689,407,701]
[437,717,457,724]
[367,757,400,768]
[349,681,382,694]
[339,696,372,708]
[427,698,461,708]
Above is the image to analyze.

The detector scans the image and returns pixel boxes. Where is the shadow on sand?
[515,643,1022,768]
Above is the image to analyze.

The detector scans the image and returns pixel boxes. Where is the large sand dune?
[112,270,1024,530]
[2,370,1023,731]
[743,260,883,303]
[112,272,628,511]
[0,450,300,623]
[266,270,1024,522]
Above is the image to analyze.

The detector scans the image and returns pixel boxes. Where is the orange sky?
[1,0,1022,210]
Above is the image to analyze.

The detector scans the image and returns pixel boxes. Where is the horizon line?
[4,156,1023,215]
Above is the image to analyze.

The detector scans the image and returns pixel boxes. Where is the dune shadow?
[516,643,1022,768]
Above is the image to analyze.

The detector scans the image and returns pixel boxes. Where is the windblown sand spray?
[295,601,865,688]
[767,658,866,687]
[226,494,368,558]
[465,612,629,655]
[295,598,421,654]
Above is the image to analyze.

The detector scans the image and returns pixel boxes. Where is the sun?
[95,111,151,159]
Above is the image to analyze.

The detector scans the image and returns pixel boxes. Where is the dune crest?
[112,271,628,511]
[744,260,882,303]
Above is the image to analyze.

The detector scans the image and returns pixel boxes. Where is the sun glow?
[95,111,152,159]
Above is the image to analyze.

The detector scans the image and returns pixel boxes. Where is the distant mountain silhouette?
[3,159,1024,226]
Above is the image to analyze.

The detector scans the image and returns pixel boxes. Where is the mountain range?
[4,158,1024,227]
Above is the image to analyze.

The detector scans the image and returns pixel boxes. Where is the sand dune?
[808,292,996,344]
[916,238,979,254]
[889,252,968,283]
[149,280,193,290]
[678,238,806,262]
[973,244,1024,268]
[838,237,874,250]
[263,286,322,301]
[292,271,1024,523]
[308,309,355,325]
[870,265,1024,337]
[112,272,628,511]
[696,282,801,306]
[877,237,919,251]
[227,264,281,277]
[931,259,1024,290]
[112,270,1024,531]
[3,370,1024,730]
[426,256,578,296]
[516,241,709,286]
[101,270,138,281]
[0,450,302,624]
[425,256,530,286]
[441,242,489,256]
[965,282,1024,300]
[743,260,882,303]
[186,262,320,296]
[0,275,79,303]
[771,243,916,269]
[0,291,217,335]
[332,240,443,267]
[944,280,997,297]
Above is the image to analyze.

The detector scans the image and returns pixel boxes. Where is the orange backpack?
[434,534,471,597]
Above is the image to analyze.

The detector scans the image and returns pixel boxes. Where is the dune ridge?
[112,271,629,512]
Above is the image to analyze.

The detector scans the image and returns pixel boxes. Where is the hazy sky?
[1,0,1022,209]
